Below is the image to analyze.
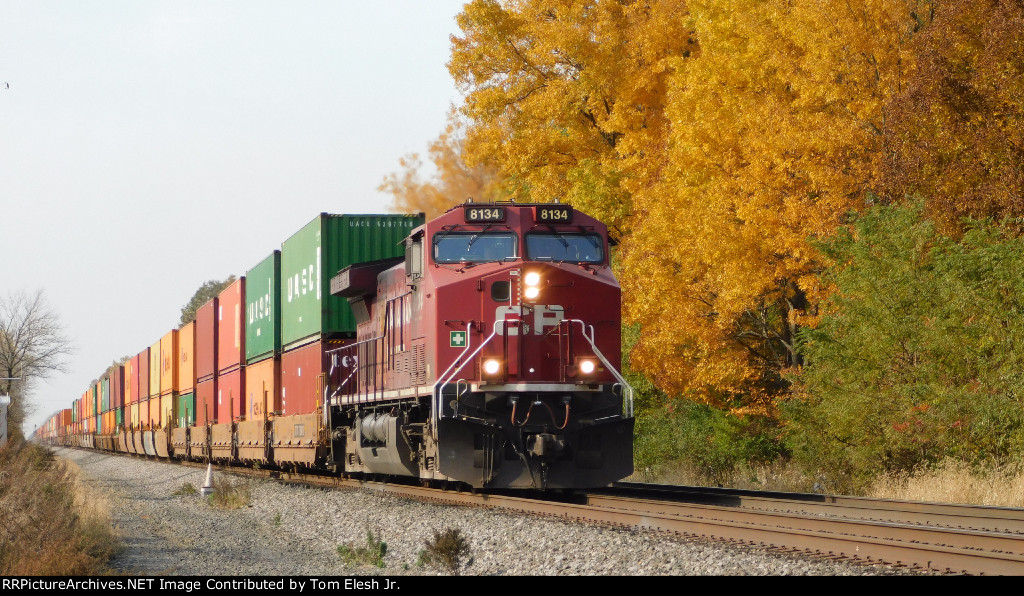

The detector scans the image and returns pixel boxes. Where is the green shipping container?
[280,213,423,348]
[115,408,123,428]
[101,377,110,413]
[176,393,196,427]
[246,251,281,363]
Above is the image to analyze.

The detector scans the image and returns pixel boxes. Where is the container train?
[35,201,635,490]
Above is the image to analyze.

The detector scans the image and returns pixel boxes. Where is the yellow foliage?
[442,0,1016,411]
[449,0,693,237]
[622,0,925,406]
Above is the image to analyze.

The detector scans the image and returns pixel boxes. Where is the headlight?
[524,286,540,299]
[524,271,541,286]
[579,359,596,374]
[483,359,501,375]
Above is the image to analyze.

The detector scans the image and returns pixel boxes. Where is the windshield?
[525,233,604,263]
[433,232,517,263]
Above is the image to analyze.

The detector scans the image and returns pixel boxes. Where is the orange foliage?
[380,111,508,219]
[878,0,1024,232]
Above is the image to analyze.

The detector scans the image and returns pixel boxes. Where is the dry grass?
[637,457,1024,507]
[0,441,120,575]
[419,528,471,575]
[867,459,1024,507]
[632,460,821,493]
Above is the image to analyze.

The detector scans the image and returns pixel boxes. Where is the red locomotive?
[36,201,633,491]
[328,201,635,489]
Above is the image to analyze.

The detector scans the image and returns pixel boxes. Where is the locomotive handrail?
[562,319,634,418]
[326,335,384,406]
[431,320,504,439]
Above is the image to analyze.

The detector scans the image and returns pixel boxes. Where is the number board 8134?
[534,205,573,223]
[464,206,505,222]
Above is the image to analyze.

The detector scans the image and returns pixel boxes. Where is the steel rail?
[607,482,1024,534]
[259,470,1024,574]
[587,494,1024,556]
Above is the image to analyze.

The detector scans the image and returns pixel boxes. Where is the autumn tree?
[179,276,236,328]
[449,0,693,237]
[447,0,1018,419]
[620,0,927,411]
[380,111,509,218]
[0,289,74,439]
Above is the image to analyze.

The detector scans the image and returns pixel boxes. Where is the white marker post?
[0,378,19,448]
[0,394,10,448]
[201,463,215,496]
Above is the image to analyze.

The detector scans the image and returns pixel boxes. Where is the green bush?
[624,324,786,484]
[786,201,1024,490]
[338,529,387,569]
[635,398,785,485]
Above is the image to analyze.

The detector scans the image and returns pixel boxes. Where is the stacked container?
[177,322,196,427]
[216,278,246,421]
[111,365,124,431]
[138,347,149,429]
[100,377,109,414]
[102,377,112,440]
[281,213,422,349]
[127,354,137,430]
[245,252,281,420]
[147,339,161,428]
[195,299,218,426]
[278,213,422,416]
[160,330,177,428]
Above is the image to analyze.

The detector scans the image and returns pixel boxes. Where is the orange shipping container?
[244,357,280,421]
[178,322,196,394]
[149,340,161,399]
[196,299,218,382]
[196,378,216,427]
[218,367,244,422]
[138,349,149,402]
[217,278,246,374]
[148,393,161,428]
[160,329,178,395]
[159,393,173,429]
[126,355,136,404]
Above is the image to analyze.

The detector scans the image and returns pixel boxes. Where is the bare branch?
[0,289,74,436]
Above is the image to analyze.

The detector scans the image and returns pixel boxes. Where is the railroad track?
[584,483,1024,575]
[82,449,1024,575]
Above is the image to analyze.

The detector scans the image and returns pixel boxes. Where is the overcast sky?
[1,1,469,432]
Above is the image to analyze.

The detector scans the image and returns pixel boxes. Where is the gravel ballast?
[55,447,926,576]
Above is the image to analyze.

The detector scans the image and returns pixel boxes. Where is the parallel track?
[65,448,1024,575]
